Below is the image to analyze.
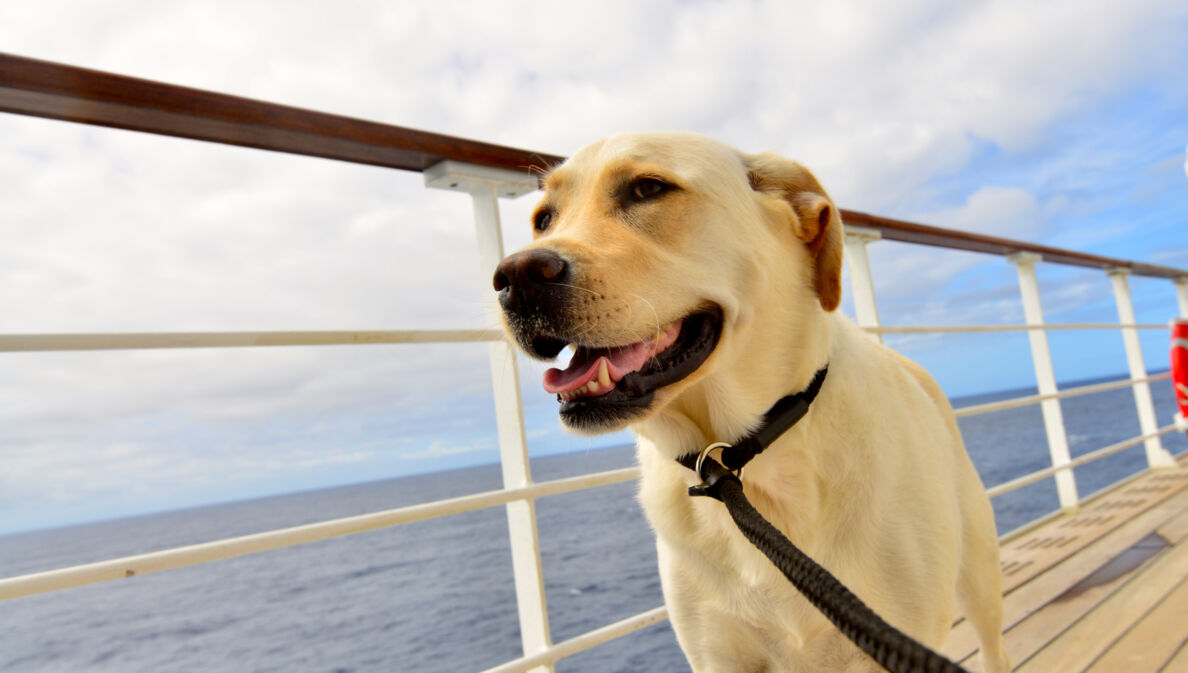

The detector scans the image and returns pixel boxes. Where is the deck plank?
[1013,535,1188,672]
[1157,499,1188,541]
[943,488,1188,664]
[998,469,1188,594]
[1083,575,1188,673]
[1158,640,1188,673]
[941,457,1188,672]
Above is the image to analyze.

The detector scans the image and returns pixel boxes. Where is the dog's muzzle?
[493,247,723,432]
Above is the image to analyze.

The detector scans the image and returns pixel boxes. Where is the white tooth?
[598,359,610,387]
[588,380,601,394]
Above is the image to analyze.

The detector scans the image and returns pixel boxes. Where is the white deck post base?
[425,161,554,671]
[1108,269,1177,468]
[844,226,884,343]
[1010,253,1079,509]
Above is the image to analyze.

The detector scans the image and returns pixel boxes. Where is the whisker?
[626,293,661,336]
[547,282,601,298]
[625,293,669,367]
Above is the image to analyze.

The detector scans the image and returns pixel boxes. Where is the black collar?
[676,366,828,474]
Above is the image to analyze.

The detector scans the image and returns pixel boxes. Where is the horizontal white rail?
[985,424,1180,499]
[9,422,1172,602]
[0,322,1171,353]
[0,329,506,352]
[478,606,669,673]
[0,466,640,601]
[0,329,505,352]
[865,323,1167,335]
[953,373,1172,418]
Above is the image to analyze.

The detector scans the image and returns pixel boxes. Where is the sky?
[1,0,1187,533]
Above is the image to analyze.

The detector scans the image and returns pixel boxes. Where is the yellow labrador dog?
[494,132,1010,673]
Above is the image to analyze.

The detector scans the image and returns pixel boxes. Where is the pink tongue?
[542,341,653,394]
[542,319,684,396]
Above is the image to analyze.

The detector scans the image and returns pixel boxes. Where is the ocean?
[2,375,1186,673]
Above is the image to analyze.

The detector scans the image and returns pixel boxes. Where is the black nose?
[493,249,569,309]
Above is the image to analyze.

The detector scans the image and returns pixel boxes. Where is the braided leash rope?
[691,459,967,673]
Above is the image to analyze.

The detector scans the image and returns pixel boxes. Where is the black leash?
[676,366,968,673]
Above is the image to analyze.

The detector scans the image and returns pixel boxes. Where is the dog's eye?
[630,178,671,202]
[533,209,554,233]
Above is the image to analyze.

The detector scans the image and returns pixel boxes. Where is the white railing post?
[1175,278,1188,317]
[1009,253,1079,509]
[844,226,883,343]
[1107,269,1177,468]
[425,161,553,671]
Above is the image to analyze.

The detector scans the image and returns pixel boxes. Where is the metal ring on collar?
[695,442,741,480]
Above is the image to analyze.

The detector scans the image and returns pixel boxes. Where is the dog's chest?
[639,454,829,613]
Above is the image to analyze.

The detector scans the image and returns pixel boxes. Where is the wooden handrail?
[841,210,1186,279]
[0,52,563,175]
[2,52,1185,280]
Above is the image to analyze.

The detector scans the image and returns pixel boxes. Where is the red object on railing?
[1173,319,1188,418]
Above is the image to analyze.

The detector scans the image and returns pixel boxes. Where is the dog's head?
[494,132,842,434]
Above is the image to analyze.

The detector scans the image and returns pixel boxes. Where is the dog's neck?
[633,310,836,461]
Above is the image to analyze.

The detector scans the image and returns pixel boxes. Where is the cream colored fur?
[510,132,1010,673]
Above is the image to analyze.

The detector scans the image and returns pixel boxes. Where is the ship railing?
[2,53,1187,673]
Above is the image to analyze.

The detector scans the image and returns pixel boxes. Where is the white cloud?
[400,437,495,461]
[858,183,1089,308]
[918,186,1049,239]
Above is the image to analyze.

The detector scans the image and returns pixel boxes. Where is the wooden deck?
[942,453,1188,672]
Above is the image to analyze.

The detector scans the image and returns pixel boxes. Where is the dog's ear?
[742,152,843,312]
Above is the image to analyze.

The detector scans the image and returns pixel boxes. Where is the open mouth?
[539,308,723,429]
